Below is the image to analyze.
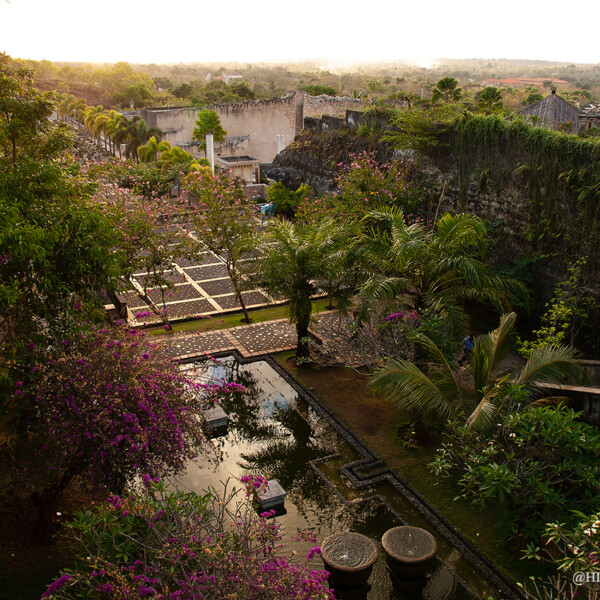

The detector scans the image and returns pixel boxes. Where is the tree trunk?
[228,260,251,323]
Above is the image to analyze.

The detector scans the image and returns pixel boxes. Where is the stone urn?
[321,531,378,591]
[381,526,437,580]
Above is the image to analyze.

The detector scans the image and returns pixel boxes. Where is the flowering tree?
[295,152,421,225]
[185,169,256,323]
[41,479,334,600]
[15,327,240,534]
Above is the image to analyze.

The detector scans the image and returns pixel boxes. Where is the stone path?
[162,311,339,360]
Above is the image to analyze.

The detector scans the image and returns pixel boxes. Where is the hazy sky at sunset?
[2,0,600,66]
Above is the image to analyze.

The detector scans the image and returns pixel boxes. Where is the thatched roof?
[519,90,580,127]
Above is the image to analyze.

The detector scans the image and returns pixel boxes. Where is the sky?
[2,0,600,66]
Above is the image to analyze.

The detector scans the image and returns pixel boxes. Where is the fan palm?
[356,207,527,337]
[370,312,585,433]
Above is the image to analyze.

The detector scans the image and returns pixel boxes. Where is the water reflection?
[172,357,487,600]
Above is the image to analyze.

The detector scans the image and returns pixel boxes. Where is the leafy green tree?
[300,84,339,96]
[519,258,597,356]
[371,312,584,433]
[251,219,353,363]
[0,66,60,165]
[430,406,600,540]
[386,104,461,153]
[431,77,462,103]
[185,169,256,323]
[476,86,503,113]
[266,182,313,219]
[193,109,226,151]
[137,135,172,163]
[0,158,123,353]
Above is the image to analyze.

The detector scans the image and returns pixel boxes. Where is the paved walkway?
[162,312,339,360]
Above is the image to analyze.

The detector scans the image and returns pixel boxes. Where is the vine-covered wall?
[449,114,600,274]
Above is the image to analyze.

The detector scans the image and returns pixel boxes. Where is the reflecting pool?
[171,356,504,600]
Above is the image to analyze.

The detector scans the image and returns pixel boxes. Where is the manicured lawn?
[147,300,333,335]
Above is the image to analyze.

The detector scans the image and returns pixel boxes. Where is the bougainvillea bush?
[41,478,335,600]
[17,327,242,531]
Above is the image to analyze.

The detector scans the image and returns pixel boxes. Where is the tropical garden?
[2,54,600,600]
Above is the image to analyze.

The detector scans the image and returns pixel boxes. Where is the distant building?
[519,89,600,133]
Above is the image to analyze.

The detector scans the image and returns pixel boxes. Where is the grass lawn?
[274,351,553,586]
[146,299,333,336]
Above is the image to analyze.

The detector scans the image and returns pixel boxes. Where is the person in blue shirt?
[459,334,475,366]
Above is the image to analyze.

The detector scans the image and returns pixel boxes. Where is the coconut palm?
[356,207,527,338]
[67,98,87,128]
[370,312,585,433]
[104,112,128,156]
[252,218,354,364]
[137,135,171,163]
[122,116,162,161]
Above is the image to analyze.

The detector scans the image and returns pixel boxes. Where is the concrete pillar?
[206,133,215,172]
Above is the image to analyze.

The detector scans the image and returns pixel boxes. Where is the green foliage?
[475,86,503,114]
[43,480,333,600]
[110,161,176,197]
[454,113,600,271]
[137,135,172,163]
[193,109,227,150]
[266,182,312,218]
[386,104,462,153]
[300,84,339,96]
[250,219,355,363]
[0,158,123,353]
[0,64,71,165]
[430,406,600,540]
[371,313,584,434]
[356,208,527,338]
[524,91,544,105]
[519,258,598,356]
[185,169,255,321]
[432,77,462,103]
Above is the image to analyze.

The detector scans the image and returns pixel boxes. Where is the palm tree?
[252,218,354,364]
[192,109,226,150]
[370,312,585,433]
[158,146,194,194]
[137,135,171,163]
[83,105,104,144]
[476,86,503,114]
[104,112,128,156]
[432,77,462,103]
[356,207,527,337]
[122,116,162,161]
[67,98,87,128]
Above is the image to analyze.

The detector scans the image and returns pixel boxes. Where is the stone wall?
[140,92,304,163]
[139,93,365,164]
[303,94,363,118]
